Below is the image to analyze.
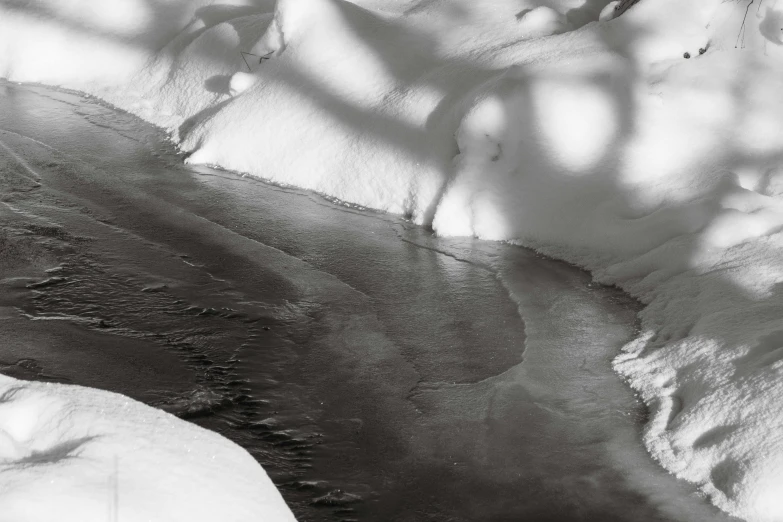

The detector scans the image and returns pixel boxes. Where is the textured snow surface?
[3,0,783,520]
[0,375,296,521]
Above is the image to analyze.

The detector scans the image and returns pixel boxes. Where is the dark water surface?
[0,82,737,522]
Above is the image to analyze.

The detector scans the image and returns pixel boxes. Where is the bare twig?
[240,51,275,71]
[736,0,755,48]
[108,455,118,522]
[240,51,259,72]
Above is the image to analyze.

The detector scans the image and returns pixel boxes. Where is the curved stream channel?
[0,82,738,522]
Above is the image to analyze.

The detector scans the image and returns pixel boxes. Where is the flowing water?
[0,82,738,522]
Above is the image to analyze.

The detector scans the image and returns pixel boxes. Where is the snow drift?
[3,0,783,520]
[0,374,296,521]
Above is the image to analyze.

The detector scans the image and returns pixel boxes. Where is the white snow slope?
[3,0,783,520]
[0,374,296,521]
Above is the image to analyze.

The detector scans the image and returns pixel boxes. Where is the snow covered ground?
[2,0,783,520]
[0,374,295,521]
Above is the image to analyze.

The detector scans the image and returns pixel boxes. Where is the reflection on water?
[0,82,739,522]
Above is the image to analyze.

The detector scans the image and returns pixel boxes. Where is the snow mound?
[0,375,295,521]
[4,0,783,520]
[516,6,571,38]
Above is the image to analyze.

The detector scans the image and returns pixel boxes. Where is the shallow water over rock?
[0,82,738,521]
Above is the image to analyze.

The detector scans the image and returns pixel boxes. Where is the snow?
[0,374,296,521]
[516,6,570,37]
[3,0,783,521]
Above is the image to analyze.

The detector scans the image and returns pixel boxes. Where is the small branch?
[108,455,119,522]
[614,0,642,17]
[240,51,260,72]
[736,0,755,48]
[240,51,275,71]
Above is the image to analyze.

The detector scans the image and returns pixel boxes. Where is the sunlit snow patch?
[230,71,257,96]
[516,6,571,37]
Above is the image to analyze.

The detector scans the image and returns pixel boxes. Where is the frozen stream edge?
[0,81,739,521]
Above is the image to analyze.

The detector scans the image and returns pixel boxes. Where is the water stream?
[0,82,738,522]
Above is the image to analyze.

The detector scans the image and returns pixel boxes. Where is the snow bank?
[3,0,783,520]
[0,374,296,521]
